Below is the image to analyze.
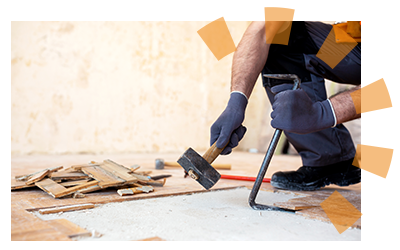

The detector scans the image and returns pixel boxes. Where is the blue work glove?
[210,92,248,155]
[270,84,336,134]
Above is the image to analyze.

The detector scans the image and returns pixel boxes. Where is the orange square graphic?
[316,27,358,69]
[320,190,362,234]
[351,78,392,114]
[352,144,393,178]
[264,7,295,45]
[197,17,236,61]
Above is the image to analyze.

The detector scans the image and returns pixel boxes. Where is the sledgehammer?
[177,141,226,190]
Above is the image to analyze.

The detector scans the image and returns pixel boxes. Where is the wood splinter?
[117,185,154,196]
[38,203,95,214]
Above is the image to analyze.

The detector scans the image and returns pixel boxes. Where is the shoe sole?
[270,169,361,191]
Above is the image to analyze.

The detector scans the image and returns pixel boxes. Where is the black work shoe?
[270,159,361,191]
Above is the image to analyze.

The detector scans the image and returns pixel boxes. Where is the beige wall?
[11,21,271,155]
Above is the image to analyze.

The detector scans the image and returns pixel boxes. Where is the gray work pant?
[261,21,361,167]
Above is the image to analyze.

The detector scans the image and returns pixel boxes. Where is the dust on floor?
[34,187,360,241]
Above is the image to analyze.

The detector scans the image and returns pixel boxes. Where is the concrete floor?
[34,187,360,241]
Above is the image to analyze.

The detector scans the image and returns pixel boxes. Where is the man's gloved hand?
[210,92,248,155]
[270,84,336,134]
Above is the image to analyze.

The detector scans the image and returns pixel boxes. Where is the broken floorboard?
[35,178,99,198]
[38,203,96,215]
[12,159,167,199]
[270,186,361,229]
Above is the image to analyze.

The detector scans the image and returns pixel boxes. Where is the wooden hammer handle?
[165,162,231,170]
[202,141,225,165]
[209,164,231,170]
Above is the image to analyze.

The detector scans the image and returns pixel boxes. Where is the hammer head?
[177,147,221,190]
[155,158,164,169]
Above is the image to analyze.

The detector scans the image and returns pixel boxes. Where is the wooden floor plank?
[35,178,67,198]
[25,169,50,185]
[38,203,95,214]
[11,205,71,241]
[50,172,89,181]
[100,159,138,183]
[272,187,361,229]
[35,178,99,198]
[53,180,99,198]
[46,219,91,238]
[11,179,35,190]
[81,165,125,188]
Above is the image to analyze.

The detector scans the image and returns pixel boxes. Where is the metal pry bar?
[248,74,301,211]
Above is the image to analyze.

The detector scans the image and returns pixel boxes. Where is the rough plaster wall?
[11,21,268,155]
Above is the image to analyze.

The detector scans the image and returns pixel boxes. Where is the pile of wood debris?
[11,159,170,199]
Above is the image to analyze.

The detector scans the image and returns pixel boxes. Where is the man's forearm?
[231,21,285,99]
[330,85,361,124]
